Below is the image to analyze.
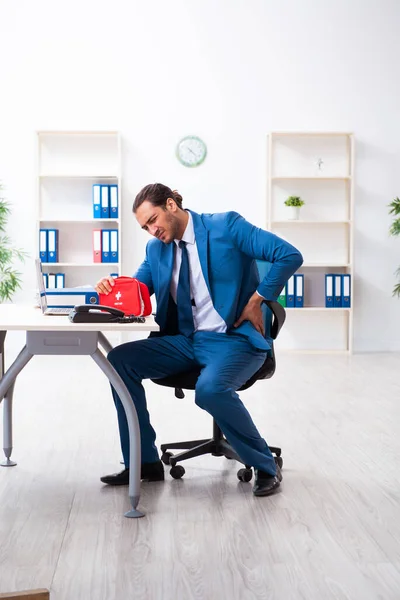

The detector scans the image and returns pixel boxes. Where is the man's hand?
[95,276,115,295]
[234,293,265,336]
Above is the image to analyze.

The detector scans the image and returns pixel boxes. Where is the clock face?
[176,135,207,167]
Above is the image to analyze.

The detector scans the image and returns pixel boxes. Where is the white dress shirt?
[170,212,227,333]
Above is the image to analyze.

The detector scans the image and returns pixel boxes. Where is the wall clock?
[176,135,207,167]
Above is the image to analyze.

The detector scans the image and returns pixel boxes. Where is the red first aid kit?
[98,277,152,316]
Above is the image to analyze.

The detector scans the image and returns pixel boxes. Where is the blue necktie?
[177,241,194,337]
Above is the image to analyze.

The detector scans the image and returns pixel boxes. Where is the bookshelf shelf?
[271,220,351,226]
[271,176,351,181]
[39,218,120,224]
[271,131,353,137]
[285,307,351,312]
[41,262,115,267]
[39,174,119,179]
[302,263,351,268]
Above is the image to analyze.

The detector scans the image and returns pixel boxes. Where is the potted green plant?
[0,183,27,302]
[389,196,400,297]
[284,196,305,220]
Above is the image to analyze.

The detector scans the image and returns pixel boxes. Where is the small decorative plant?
[388,196,400,297]
[284,196,305,208]
[284,196,305,220]
[0,183,27,301]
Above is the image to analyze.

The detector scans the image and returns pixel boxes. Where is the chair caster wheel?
[170,465,185,479]
[161,451,174,465]
[237,468,253,482]
[274,456,283,469]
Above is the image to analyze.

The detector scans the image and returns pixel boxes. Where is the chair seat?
[152,368,200,391]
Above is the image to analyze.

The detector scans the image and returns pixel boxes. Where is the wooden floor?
[1,335,400,599]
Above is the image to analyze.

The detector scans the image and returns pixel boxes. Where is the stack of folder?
[93,184,119,219]
[46,288,99,309]
[44,272,65,289]
[278,274,304,308]
[325,274,351,308]
[256,262,351,309]
[255,261,304,308]
[39,229,59,263]
[93,229,119,263]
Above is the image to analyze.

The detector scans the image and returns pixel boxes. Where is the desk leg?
[91,348,144,519]
[97,332,113,355]
[0,330,15,466]
[98,334,125,465]
[0,346,34,467]
[0,330,6,378]
[1,382,16,466]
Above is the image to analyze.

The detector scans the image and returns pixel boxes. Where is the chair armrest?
[265,300,286,340]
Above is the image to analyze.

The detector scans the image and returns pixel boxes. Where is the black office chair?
[152,300,286,483]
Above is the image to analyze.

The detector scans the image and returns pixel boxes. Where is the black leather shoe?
[252,465,282,497]
[141,460,165,482]
[100,460,164,486]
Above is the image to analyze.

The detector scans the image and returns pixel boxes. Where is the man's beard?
[165,213,180,241]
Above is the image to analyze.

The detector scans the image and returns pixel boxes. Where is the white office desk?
[0,304,159,518]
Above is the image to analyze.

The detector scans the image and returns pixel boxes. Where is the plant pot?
[286,206,301,220]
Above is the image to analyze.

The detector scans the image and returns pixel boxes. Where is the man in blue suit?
[96,183,303,496]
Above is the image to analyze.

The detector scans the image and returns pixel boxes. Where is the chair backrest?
[238,300,286,390]
[262,299,286,342]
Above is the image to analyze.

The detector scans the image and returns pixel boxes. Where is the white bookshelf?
[268,131,354,353]
[36,131,122,289]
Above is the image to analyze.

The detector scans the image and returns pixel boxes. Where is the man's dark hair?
[133,183,183,213]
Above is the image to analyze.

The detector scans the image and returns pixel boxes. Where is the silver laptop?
[35,258,71,315]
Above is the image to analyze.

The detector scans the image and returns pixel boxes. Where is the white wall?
[0,0,399,351]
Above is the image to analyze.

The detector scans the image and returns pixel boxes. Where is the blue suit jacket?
[134,210,303,350]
